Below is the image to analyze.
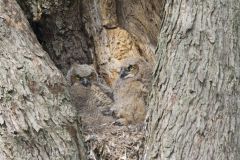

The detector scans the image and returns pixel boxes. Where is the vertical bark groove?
[144,0,240,159]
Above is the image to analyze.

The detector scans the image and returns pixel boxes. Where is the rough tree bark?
[144,0,240,160]
[0,0,86,159]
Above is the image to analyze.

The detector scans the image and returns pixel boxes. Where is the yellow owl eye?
[128,65,136,71]
[75,75,82,80]
[128,65,133,71]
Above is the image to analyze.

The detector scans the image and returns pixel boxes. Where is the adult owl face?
[119,64,139,79]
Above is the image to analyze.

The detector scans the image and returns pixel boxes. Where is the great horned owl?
[66,63,114,130]
[112,57,152,125]
[66,63,97,86]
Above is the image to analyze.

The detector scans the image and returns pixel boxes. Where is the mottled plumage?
[67,63,114,130]
[113,57,152,125]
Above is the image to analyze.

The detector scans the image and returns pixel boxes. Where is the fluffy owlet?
[112,57,152,125]
[66,63,114,130]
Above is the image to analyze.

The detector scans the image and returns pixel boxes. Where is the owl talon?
[101,107,113,116]
[113,118,127,126]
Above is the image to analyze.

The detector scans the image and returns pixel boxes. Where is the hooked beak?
[80,78,90,87]
[120,68,128,79]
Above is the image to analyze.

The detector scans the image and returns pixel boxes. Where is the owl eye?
[75,75,82,80]
[128,65,136,71]
[128,65,133,71]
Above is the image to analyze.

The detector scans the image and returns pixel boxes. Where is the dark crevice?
[17,0,95,74]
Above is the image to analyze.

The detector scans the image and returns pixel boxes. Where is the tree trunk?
[144,0,240,160]
[0,0,86,159]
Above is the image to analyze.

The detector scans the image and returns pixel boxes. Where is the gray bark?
[0,0,86,159]
[144,0,240,160]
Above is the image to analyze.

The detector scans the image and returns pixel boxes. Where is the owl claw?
[100,107,113,116]
[113,118,127,126]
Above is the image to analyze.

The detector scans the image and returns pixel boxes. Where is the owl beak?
[120,68,128,79]
[80,78,90,87]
